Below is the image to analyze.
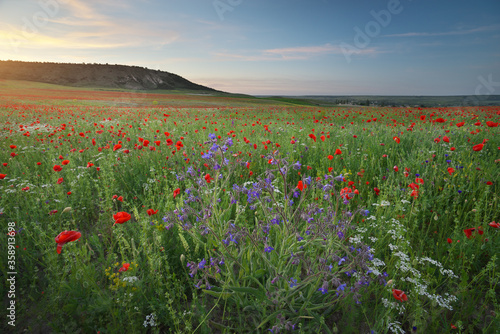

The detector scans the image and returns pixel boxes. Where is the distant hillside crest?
[0,60,217,91]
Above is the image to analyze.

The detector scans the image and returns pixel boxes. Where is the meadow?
[0,80,498,333]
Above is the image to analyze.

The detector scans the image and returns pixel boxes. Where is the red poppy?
[309,134,317,142]
[37,162,42,165]
[443,136,450,143]
[173,188,181,198]
[9,145,16,149]
[463,228,474,238]
[447,167,455,175]
[55,230,81,254]
[472,143,484,151]
[143,140,150,147]
[327,155,334,160]
[205,174,213,183]
[485,121,498,127]
[410,190,419,198]
[147,209,159,216]
[435,118,445,123]
[113,212,131,226]
[117,196,123,202]
[408,183,419,190]
[415,178,424,184]
[297,180,307,191]
[113,144,122,151]
[456,122,465,127]
[434,138,441,143]
[374,187,380,196]
[335,148,342,155]
[62,160,70,165]
[166,138,173,145]
[450,147,455,151]
[340,187,353,199]
[393,136,400,144]
[447,238,452,244]
[420,115,426,121]
[320,135,325,142]
[488,221,499,228]
[392,289,408,302]
[0,174,6,179]
[393,166,399,172]
[57,177,64,184]
[119,263,130,272]
[463,227,482,239]
[53,165,62,172]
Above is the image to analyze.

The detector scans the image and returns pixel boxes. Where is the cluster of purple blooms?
[160,135,387,332]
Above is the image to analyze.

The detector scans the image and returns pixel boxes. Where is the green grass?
[0,83,499,333]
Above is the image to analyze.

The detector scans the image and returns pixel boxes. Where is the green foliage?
[0,94,498,333]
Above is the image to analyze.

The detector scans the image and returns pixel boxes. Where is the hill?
[0,60,218,92]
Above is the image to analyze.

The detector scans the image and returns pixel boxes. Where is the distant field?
[0,80,280,107]
[260,95,500,108]
[1,81,498,333]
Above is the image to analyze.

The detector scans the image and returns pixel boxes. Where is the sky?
[0,0,499,95]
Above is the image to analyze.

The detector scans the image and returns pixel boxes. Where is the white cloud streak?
[384,24,500,38]
[213,43,383,61]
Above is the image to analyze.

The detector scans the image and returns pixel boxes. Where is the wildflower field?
[1,80,499,333]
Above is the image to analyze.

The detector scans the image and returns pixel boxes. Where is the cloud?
[263,44,343,59]
[0,0,179,55]
[213,43,382,61]
[60,0,99,20]
[384,24,500,38]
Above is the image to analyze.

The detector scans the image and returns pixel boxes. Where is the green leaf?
[228,286,265,300]
[257,310,283,329]
[243,268,266,280]
[202,289,232,300]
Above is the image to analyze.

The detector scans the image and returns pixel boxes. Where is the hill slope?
[0,60,217,91]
